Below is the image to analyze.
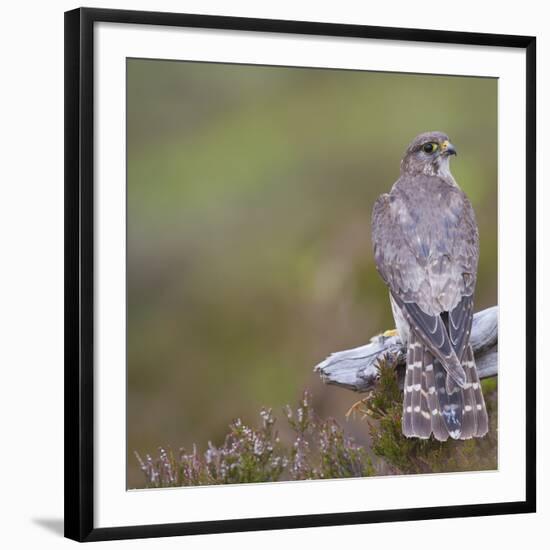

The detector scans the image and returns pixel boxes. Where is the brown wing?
[371,175,479,385]
[447,196,479,361]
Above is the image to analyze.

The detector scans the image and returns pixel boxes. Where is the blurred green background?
[127,59,497,488]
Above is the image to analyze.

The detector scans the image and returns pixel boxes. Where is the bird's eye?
[422,142,438,154]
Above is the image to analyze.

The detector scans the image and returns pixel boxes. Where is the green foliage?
[135,391,374,488]
[352,356,498,475]
[285,392,374,480]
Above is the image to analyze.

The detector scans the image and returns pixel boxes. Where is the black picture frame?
[65,7,537,543]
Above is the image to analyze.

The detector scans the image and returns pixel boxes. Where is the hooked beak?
[441,140,457,156]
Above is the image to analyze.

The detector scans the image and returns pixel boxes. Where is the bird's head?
[400,131,457,178]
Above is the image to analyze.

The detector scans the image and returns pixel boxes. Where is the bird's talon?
[383,328,398,337]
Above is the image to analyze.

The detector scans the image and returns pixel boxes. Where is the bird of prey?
[371,131,488,441]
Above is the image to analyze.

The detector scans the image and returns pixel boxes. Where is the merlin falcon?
[371,131,489,441]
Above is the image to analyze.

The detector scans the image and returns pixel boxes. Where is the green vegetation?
[135,372,497,488]
[135,391,374,488]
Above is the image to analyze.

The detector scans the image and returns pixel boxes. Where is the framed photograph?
[65,7,536,542]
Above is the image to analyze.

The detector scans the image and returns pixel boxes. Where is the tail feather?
[404,332,432,439]
[401,333,489,441]
[459,384,477,439]
[459,344,478,439]
[465,345,489,437]
[402,343,414,437]
[435,363,463,439]
[423,349,449,441]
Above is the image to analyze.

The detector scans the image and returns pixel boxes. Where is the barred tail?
[435,362,463,440]
[402,338,414,436]
[402,336,488,441]
[402,331,431,439]
[423,349,449,441]
[460,345,489,439]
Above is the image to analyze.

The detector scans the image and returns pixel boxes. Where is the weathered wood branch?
[314,306,497,393]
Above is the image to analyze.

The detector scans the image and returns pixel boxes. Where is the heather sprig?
[134,371,497,489]
[135,391,374,488]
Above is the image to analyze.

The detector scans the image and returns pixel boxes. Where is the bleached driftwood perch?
[314,306,497,393]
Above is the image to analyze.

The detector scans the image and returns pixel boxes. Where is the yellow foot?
[383,328,398,337]
[345,398,370,420]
